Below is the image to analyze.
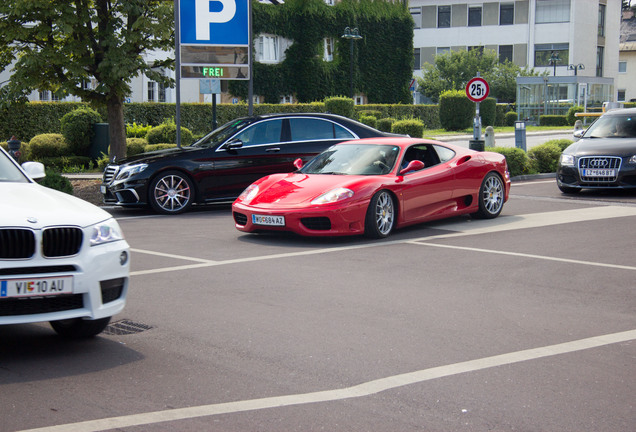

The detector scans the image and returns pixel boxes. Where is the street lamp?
[341,26,363,99]
[568,63,585,76]
[548,51,561,76]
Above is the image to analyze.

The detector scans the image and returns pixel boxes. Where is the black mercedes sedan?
[101,113,397,214]
[557,108,636,194]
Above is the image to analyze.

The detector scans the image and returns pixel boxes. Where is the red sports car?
[232,138,510,238]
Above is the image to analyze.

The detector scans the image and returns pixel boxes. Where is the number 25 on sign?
[466,77,489,103]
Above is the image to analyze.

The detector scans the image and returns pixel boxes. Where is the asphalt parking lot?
[1,178,635,432]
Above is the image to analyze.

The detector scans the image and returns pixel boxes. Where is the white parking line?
[19,329,636,432]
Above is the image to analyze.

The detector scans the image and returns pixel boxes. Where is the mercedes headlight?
[115,163,148,181]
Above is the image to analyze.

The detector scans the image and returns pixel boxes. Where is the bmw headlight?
[238,184,259,203]
[90,219,125,246]
[115,163,148,181]
[311,188,354,204]
[560,154,575,167]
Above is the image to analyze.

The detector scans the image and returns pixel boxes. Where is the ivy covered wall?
[229,0,413,104]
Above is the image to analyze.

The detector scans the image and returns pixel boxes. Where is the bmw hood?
[0,183,113,229]
[565,138,636,157]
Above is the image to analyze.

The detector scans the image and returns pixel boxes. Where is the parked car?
[232,138,510,238]
[0,147,130,338]
[101,113,397,214]
[558,108,636,193]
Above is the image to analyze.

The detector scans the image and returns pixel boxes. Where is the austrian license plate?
[583,168,616,177]
[252,214,285,226]
[0,276,73,298]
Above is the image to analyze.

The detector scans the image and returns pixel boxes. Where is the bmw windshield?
[0,149,29,183]
[300,144,400,175]
[583,113,636,139]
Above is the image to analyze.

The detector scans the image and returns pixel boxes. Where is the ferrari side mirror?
[399,160,424,175]
[293,158,304,170]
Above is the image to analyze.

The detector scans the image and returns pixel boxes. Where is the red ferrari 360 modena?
[232,137,510,238]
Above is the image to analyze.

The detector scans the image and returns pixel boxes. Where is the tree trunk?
[106,97,127,162]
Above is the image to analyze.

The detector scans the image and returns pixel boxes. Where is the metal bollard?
[514,121,526,152]
[484,126,494,148]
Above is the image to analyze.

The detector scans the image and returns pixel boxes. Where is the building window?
[535,0,570,24]
[617,90,626,102]
[147,81,156,102]
[410,7,421,29]
[39,90,49,101]
[499,45,513,63]
[534,43,569,67]
[619,61,627,73]
[324,0,334,5]
[323,37,334,62]
[598,4,606,37]
[468,46,484,54]
[257,35,279,62]
[158,82,167,103]
[438,6,451,28]
[500,3,514,25]
[596,46,604,77]
[354,95,364,105]
[280,95,293,104]
[413,48,421,70]
[436,47,450,55]
[468,6,482,27]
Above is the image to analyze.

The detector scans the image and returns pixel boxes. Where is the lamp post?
[568,63,585,76]
[341,27,363,99]
[548,51,561,76]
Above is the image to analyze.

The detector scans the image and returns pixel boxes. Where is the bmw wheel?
[365,190,395,238]
[472,172,505,219]
[149,171,195,215]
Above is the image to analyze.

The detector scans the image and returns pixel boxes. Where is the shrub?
[528,142,562,173]
[126,122,153,138]
[480,98,497,127]
[146,121,194,145]
[324,96,354,118]
[439,90,473,131]
[37,156,92,172]
[127,138,148,156]
[144,144,178,152]
[539,115,568,126]
[359,115,377,128]
[548,138,574,152]
[357,110,382,119]
[505,111,518,126]
[60,107,102,156]
[376,117,396,133]
[29,134,70,158]
[392,119,424,138]
[567,105,585,126]
[39,169,73,194]
[488,146,534,177]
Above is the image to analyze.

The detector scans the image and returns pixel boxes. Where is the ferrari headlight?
[90,219,125,246]
[115,163,148,181]
[559,154,575,167]
[238,184,259,203]
[311,188,354,205]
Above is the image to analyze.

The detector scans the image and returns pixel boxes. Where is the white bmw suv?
[0,147,130,338]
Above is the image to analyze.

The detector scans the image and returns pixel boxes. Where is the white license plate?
[583,169,616,177]
[0,276,73,298]
[252,214,285,226]
[100,185,107,194]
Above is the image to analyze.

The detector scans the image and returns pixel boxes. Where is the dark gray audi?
[557,108,636,193]
[101,113,397,214]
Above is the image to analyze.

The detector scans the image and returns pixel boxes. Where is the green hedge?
[539,115,569,126]
[439,90,473,131]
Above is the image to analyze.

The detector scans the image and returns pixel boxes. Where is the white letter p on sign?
[195,0,237,40]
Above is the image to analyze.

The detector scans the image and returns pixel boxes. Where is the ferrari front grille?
[233,212,248,226]
[301,217,331,231]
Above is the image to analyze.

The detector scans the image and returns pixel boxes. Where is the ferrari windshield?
[0,149,29,183]
[301,144,400,175]
[583,113,636,138]
[191,118,253,148]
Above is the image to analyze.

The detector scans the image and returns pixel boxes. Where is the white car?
[0,147,130,338]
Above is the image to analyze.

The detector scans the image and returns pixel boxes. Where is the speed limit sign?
[466,77,489,102]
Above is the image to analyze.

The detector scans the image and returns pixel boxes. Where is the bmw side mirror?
[22,161,46,181]
[293,158,304,170]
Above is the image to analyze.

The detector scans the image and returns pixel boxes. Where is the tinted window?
[438,6,451,28]
[500,3,514,25]
[290,118,343,141]
[233,119,283,147]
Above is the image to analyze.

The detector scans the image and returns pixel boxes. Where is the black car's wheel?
[50,317,111,339]
[472,172,505,219]
[558,184,581,194]
[365,190,395,238]
[149,171,195,214]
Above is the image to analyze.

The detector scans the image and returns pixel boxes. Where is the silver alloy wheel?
[481,174,504,215]
[152,173,192,213]
[374,191,395,236]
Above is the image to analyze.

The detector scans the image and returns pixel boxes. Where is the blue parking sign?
[180,0,249,46]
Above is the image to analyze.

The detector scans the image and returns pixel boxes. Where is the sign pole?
[174,0,182,148]
[248,0,253,116]
[465,73,489,152]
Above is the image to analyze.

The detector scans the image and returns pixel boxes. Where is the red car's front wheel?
[365,190,395,239]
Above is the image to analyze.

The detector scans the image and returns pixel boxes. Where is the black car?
[557,108,636,193]
[101,113,397,214]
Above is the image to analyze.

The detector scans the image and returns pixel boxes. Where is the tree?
[0,0,174,161]
[416,48,539,103]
